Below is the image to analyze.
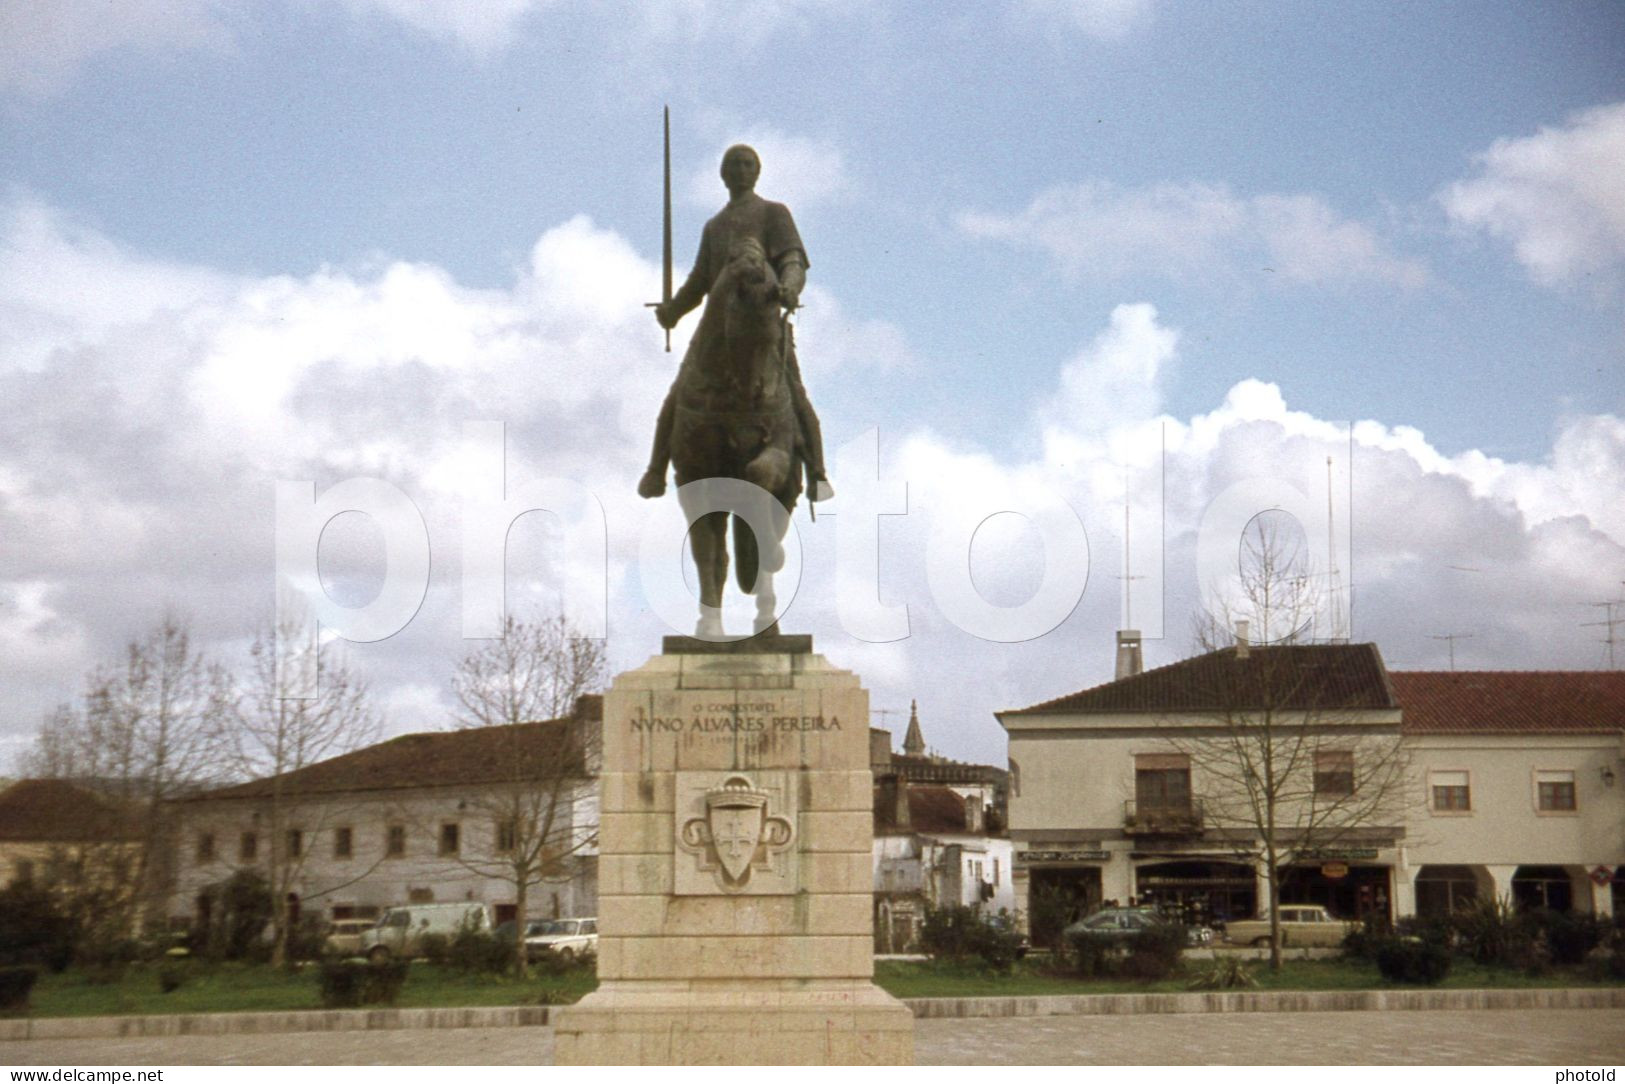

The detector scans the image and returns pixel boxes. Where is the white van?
[357,902,492,960]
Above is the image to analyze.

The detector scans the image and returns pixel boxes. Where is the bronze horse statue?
[668,237,803,638]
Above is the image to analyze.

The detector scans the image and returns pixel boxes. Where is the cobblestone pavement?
[3,1010,1622,1066]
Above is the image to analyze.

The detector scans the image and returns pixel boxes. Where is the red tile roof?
[875,784,975,836]
[0,779,138,842]
[1003,644,1398,716]
[1391,671,1625,734]
[187,698,601,801]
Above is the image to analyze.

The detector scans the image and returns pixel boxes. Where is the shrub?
[445,920,513,975]
[919,906,1023,973]
[1372,937,1452,985]
[1065,929,1125,978]
[528,945,592,976]
[1187,957,1257,990]
[1451,896,1531,967]
[1541,911,1609,966]
[0,884,76,972]
[1025,883,1078,952]
[284,913,329,964]
[1122,921,1186,981]
[417,933,451,967]
[157,961,190,994]
[196,871,273,962]
[317,960,409,1008]
[0,966,40,1012]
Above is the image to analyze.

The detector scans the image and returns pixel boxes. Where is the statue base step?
[552,980,914,1065]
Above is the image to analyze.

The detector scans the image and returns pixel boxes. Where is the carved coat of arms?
[677,773,796,893]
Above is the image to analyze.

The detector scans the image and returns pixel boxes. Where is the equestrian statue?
[641,130,833,639]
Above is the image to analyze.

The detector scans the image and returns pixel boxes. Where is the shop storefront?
[1133,859,1256,926]
[1281,853,1392,921]
[1016,849,1106,945]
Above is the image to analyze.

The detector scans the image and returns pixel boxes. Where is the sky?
[2,0,1623,771]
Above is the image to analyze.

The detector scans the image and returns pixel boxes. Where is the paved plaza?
[3,1009,1622,1066]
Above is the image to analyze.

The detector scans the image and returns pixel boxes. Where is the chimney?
[1115,630,1143,680]
[1235,620,1250,659]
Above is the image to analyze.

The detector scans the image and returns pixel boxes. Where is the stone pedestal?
[553,637,914,1065]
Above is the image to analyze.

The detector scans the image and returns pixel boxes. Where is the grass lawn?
[18,955,1621,1018]
[873,956,1625,1000]
[26,962,598,1019]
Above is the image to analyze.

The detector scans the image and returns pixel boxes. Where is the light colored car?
[358,901,492,960]
[323,918,376,956]
[1224,904,1359,947]
[524,917,598,961]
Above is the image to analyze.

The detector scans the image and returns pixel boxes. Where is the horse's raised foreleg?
[689,510,729,638]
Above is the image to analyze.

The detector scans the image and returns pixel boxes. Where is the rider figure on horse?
[641,144,832,503]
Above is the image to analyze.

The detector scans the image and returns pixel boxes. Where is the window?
[1314,751,1355,797]
[333,826,353,859]
[1429,770,1471,813]
[196,832,216,862]
[439,822,460,856]
[495,819,517,853]
[286,829,303,858]
[993,858,1001,887]
[1135,753,1191,812]
[1535,770,1577,812]
[386,824,406,858]
[239,832,258,862]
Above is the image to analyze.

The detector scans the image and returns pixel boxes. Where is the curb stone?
[0,1005,552,1041]
[902,987,1625,1018]
[3,987,1621,1040]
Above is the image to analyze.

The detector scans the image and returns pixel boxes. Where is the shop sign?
[1298,848,1379,861]
[1321,862,1350,879]
[1590,865,1614,886]
[1016,850,1109,865]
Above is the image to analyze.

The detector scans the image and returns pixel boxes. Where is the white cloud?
[333,0,550,53]
[1020,0,1153,39]
[0,0,230,97]
[958,180,1427,287]
[1440,102,1625,286]
[684,128,851,211]
[4,200,1622,772]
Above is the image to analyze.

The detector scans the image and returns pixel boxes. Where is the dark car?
[1063,907,1213,947]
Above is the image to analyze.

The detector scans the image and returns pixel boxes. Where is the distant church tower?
[903,699,926,757]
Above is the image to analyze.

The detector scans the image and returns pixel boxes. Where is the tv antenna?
[1582,590,1625,669]
[1116,491,1147,630]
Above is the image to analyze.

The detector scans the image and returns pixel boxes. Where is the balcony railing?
[1123,798,1204,835]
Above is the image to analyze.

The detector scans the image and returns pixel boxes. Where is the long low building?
[999,634,1624,933]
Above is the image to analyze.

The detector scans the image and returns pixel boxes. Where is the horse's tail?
[733,513,759,595]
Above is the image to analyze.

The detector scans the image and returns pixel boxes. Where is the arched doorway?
[1415,865,1479,917]
[1512,865,1574,912]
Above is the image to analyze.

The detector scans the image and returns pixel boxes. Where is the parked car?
[492,918,550,946]
[323,918,376,956]
[1063,907,1212,947]
[358,901,492,960]
[1224,904,1359,947]
[524,917,598,962]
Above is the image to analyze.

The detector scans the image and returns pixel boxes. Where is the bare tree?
[25,616,236,939]
[232,619,381,967]
[1170,515,1411,969]
[442,612,605,975]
